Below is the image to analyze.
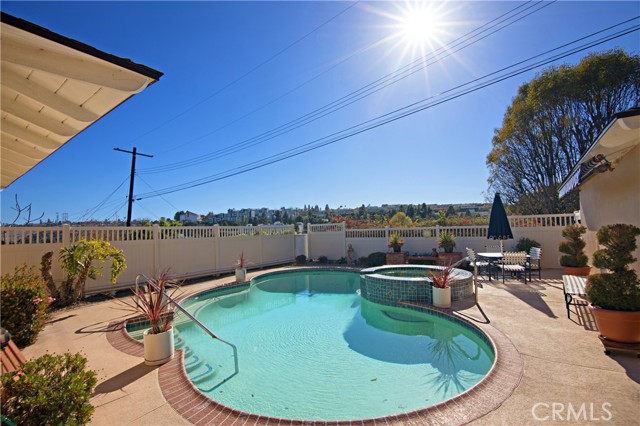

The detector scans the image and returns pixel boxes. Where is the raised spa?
[360,264,474,306]
[144,268,492,421]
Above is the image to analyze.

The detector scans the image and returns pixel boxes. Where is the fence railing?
[308,213,577,269]
[1,224,295,295]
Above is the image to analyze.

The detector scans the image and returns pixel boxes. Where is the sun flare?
[400,8,440,46]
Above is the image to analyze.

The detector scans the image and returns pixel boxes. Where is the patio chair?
[466,247,489,277]
[496,251,527,283]
[527,247,542,280]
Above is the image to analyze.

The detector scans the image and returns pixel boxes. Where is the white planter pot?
[143,327,174,366]
[235,268,247,282]
[432,286,452,308]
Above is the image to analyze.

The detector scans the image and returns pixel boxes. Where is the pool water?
[171,270,494,421]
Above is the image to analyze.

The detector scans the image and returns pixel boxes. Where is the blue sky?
[2,1,638,224]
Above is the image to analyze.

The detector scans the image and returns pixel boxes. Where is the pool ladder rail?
[149,282,239,382]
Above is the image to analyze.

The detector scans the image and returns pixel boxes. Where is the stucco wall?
[580,144,640,273]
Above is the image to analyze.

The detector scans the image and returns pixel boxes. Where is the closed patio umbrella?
[487,193,513,252]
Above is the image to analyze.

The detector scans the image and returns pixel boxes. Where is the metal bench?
[562,275,587,319]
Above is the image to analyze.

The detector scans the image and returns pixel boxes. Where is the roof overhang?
[1,12,163,189]
[559,108,640,198]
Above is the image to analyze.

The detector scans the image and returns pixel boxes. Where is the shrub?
[0,265,48,348]
[559,224,588,267]
[295,254,307,265]
[515,237,540,253]
[318,256,329,264]
[366,252,387,267]
[43,239,126,307]
[586,224,640,311]
[1,352,97,426]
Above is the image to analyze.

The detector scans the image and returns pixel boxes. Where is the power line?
[74,174,130,222]
[123,1,361,149]
[141,0,549,174]
[154,0,539,157]
[135,22,639,200]
[136,173,181,213]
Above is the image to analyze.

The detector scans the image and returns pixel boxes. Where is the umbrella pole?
[500,240,503,253]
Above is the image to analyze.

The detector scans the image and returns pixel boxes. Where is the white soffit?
[1,13,162,189]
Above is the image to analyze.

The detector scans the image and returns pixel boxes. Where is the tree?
[487,49,639,214]
[389,212,412,228]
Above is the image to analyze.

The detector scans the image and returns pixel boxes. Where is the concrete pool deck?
[21,267,639,425]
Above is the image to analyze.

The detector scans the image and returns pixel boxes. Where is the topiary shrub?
[295,255,307,265]
[515,237,540,253]
[318,256,329,264]
[559,224,589,267]
[0,265,49,348]
[366,252,387,267]
[1,352,97,426]
[586,224,640,311]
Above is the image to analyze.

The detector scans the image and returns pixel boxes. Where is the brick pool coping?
[106,269,523,426]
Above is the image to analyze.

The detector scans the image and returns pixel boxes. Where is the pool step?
[190,363,216,383]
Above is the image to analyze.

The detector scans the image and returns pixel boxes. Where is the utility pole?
[114,147,153,226]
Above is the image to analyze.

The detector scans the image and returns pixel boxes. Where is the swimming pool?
[166,269,494,421]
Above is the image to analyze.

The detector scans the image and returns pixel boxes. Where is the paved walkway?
[22,267,639,426]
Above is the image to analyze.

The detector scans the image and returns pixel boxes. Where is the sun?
[399,8,440,46]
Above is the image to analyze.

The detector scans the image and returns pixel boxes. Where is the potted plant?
[430,263,454,308]
[235,251,248,282]
[387,232,404,253]
[559,224,591,276]
[117,269,181,366]
[586,224,640,344]
[438,230,456,253]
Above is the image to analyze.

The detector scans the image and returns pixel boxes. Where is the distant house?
[179,211,200,223]
[559,107,640,272]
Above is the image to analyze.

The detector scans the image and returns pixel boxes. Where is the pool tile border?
[106,267,524,426]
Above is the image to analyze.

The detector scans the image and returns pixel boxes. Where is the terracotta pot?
[432,286,451,308]
[562,266,591,276]
[143,327,174,366]
[590,305,640,343]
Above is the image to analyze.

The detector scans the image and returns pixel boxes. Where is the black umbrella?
[487,193,513,252]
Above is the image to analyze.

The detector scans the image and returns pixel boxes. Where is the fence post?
[342,222,347,259]
[258,225,264,267]
[152,224,160,275]
[62,223,71,248]
[435,225,441,241]
[213,225,220,273]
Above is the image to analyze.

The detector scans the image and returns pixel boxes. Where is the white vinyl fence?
[1,224,295,295]
[307,214,578,269]
[1,213,576,296]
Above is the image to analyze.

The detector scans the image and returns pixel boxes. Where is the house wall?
[580,144,640,273]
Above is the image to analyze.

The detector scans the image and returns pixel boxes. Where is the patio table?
[478,252,530,282]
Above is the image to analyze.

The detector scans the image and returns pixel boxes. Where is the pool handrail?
[148,282,239,377]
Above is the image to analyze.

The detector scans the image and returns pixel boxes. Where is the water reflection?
[344,299,492,392]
